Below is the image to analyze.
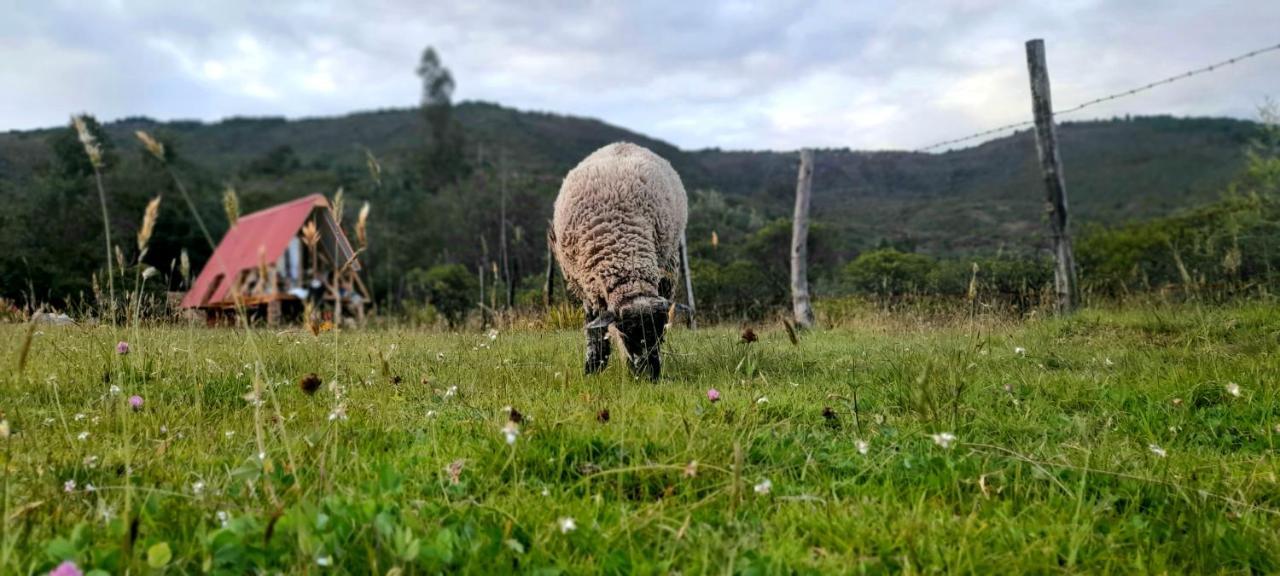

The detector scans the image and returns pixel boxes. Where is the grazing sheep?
[551,142,689,380]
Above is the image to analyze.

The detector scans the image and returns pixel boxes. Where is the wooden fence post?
[1025,38,1079,314]
[544,226,556,308]
[790,149,816,328]
[679,232,697,329]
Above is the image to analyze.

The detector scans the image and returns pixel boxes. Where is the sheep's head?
[587,296,688,379]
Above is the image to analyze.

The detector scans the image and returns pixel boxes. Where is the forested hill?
[0,101,1260,304]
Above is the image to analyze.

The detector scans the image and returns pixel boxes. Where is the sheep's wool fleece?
[553,142,688,312]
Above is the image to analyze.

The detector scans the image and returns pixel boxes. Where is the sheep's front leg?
[584,309,611,375]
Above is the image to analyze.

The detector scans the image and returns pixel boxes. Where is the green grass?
[4,302,1280,573]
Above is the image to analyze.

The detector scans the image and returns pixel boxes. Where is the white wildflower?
[1226,382,1241,398]
[436,352,445,361]
[756,396,769,405]
[224,430,235,439]
[108,385,121,395]
[77,431,90,441]
[328,404,348,422]
[444,385,458,399]
[502,421,520,445]
[1014,347,1027,357]
[1104,357,1114,367]
[856,440,869,455]
[487,329,499,341]
[85,483,96,493]
[83,455,99,468]
[753,478,773,495]
[216,510,231,527]
[541,487,550,496]
[316,555,332,567]
[74,413,86,421]
[1148,444,1167,458]
[64,479,77,493]
[192,481,206,496]
[931,432,957,449]
[257,451,266,461]
[558,517,577,534]
[43,417,55,426]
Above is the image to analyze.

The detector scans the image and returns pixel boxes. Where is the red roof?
[181,194,340,308]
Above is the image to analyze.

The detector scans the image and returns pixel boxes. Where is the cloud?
[2,0,1278,151]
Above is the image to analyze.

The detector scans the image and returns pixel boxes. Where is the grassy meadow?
[3,301,1280,573]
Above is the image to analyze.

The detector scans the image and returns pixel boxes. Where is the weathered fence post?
[1025,38,1078,314]
[679,232,697,329]
[499,150,515,309]
[544,226,556,308]
[790,149,816,328]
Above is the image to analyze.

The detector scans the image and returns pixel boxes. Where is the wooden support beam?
[1025,39,1079,314]
[790,149,816,329]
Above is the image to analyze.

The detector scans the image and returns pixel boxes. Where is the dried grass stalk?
[137,196,161,252]
[223,186,240,227]
[134,130,165,161]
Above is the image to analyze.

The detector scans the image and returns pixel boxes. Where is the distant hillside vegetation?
[0,102,1260,309]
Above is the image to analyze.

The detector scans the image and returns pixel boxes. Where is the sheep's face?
[587,296,671,380]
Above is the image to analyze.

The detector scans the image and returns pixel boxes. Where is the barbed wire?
[914,41,1280,153]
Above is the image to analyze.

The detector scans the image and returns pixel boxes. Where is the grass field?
[3,302,1280,574]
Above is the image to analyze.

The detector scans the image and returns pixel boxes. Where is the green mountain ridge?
[0,101,1261,307]
[1,103,1255,257]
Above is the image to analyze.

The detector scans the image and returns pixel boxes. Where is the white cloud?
[1,0,1278,150]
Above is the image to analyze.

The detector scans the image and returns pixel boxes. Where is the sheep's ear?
[586,311,616,330]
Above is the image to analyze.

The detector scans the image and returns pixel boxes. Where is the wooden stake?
[679,231,696,329]
[1025,39,1078,314]
[544,226,556,308]
[790,149,816,328]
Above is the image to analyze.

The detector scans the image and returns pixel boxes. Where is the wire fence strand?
[914,41,1280,153]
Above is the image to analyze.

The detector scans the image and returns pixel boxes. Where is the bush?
[842,249,936,296]
[405,264,477,327]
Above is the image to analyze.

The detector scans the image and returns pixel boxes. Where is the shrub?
[405,264,477,327]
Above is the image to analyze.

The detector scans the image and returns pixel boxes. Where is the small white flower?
[487,329,499,341]
[192,481,206,496]
[83,455,99,468]
[85,483,96,493]
[99,504,116,522]
[1013,347,1027,357]
[856,440,869,455]
[541,487,550,496]
[1104,357,1114,367]
[43,417,55,426]
[216,510,231,527]
[160,425,168,434]
[257,451,266,461]
[558,517,577,533]
[756,396,769,405]
[316,555,333,567]
[64,479,77,493]
[426,410,437,418]
[931,432,957,449]
[77,431,90,442]
[1226,382,1241,398]
[753,478,772,495]
[224,430,235,439]
[108,385,121,395]
[444,385,458,399]
[1148,444,1167,458]
[328,404,348,422]
[74,413,86,421]
[436,352,445,361]
[502,421,520,445]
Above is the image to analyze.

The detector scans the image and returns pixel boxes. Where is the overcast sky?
[2,0,1278,151]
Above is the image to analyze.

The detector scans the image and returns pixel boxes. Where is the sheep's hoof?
[629,356,661,381]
